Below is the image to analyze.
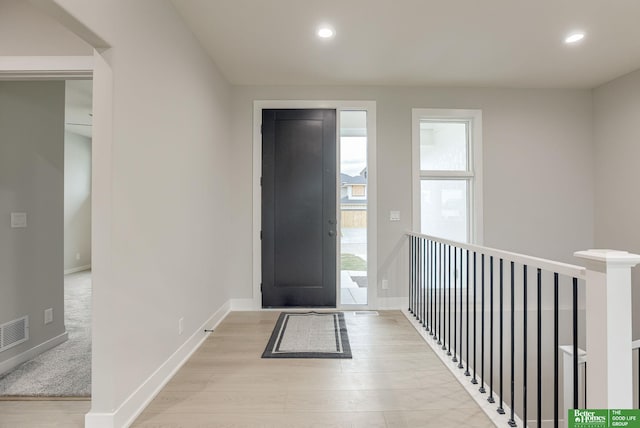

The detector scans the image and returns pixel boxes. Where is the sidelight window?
[340,110,368,305]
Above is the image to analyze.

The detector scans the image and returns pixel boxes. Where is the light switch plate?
[11,212,27,228]
[44,308,53,325]
[390,211,400,222]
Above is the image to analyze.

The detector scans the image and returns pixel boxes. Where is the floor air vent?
[353,311,379,316]
[0,316,29,352]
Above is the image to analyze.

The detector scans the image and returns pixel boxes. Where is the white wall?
[231,86,595,299]
[0,0,91,55]
[593,68,640,338]
[64,131,91,272]
[0,81,66,369]
[46,0,234,422]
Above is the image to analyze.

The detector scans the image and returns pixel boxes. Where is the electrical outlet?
[381,279,389,290]
[178,317,184,335]
[76,253,81,261]
[44,308,53,324]
[11,212,27,228]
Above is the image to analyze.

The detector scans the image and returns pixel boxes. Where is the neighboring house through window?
[351,184,366,197]
[340,168,367,227]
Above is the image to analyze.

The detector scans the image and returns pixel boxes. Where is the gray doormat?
[262,312,351,359]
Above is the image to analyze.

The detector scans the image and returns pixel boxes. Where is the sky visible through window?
[341,136,367,176]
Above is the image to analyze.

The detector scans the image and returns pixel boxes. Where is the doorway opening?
[0,79,93,398]
[253,101,377,310]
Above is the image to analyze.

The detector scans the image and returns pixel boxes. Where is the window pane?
[420,179,468,242]
[340,110,367,305]
[419,121,468,171]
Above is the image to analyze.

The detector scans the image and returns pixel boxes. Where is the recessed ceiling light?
[565,32,585,44]
[317,26,335,39]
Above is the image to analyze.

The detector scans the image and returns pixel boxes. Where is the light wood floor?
[0,310,494,427]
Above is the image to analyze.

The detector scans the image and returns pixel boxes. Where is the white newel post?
[574,249,640,409]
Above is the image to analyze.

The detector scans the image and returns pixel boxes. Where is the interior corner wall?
[64,131,92,272]
[50,0,234,418]
[0,0,92,55]
[0,81,66,369]
[593,68,640,338]
[230,86,595,300]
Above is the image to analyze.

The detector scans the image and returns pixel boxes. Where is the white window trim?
[252,100,378,310]
[411,108,484,245]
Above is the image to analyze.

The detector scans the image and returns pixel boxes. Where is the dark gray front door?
[261,109,337,307]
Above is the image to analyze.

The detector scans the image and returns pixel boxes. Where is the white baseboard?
[231,297,406,311]
[64,265,91,275]
[85,300,232,428]
[0,331,68,376]
[402,309,524,428]
[377,297,406,310]
[540,419,560,428]
[230,298,256,310]
[83,413,113,428]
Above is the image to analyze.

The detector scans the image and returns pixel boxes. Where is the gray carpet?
[0,270,92,397]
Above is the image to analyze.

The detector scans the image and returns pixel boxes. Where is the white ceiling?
[171,0,640,88]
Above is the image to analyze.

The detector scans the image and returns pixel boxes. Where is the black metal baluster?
[432,242,436,337]
[424,239,433,331]
[508,261,517,427]
[465,249,471,377]
[420,237,423,321]
[416,237,420,321]
[554,272,559,428]
[480,254,486,393]
[421,239,429,329]
[458,247,464,369]
[439,242,443,345]
[537,268,542,428]
[429,241,434,335]
[497,259,505,414]
[417,237,420,319]
[434,242,438,341]
[442,244,447,349]
[472,252,478,385]
[413,236,417,316]
[523,265,528,427]
[416,236,419,319]
[418,239,423,324]
[422,240,427,328]
[409,236,414,314]
[573,277,579,409]
[488,256,495,403]
[447,245,452,354]
[433,240,437,336]
[433,240,437,337]
[453,246,458,362]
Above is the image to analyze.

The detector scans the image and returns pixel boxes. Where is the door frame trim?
[0,56,94,79]
[0,51,113,421]
[252,100,378,310]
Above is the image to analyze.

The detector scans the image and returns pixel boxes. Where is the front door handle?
[328,230,336,237]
